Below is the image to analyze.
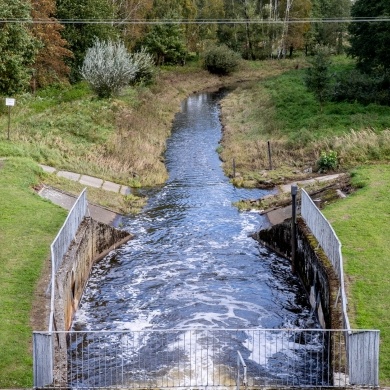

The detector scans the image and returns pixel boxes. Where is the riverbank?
[1,58,390,386]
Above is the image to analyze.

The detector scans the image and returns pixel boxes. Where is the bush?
[317,150,338,172]
[81,39,137,98]
[130,47,156,85]
[332,69,390,106]
[203,45,241,75]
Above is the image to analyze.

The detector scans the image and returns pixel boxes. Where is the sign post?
[5,98,15,140]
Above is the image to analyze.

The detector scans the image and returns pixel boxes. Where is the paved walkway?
[39,164,131,195]
[262,173,347,226]
[38,186,123,227]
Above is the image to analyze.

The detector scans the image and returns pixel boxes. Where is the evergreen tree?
[56,0,118,82]
[0,0,37,95]
[305,45,331,111]
[348,0,390,73]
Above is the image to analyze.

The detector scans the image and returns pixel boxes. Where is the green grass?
[322,164,390,384]
[0,158,67,387]
[0,82,137,180]
[263,65,390,141]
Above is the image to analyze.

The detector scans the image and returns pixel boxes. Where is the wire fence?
[33,328,379,389]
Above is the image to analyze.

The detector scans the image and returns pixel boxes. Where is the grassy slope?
[0,158,67,387]
[322,165,390,384]
[220,56,390,185]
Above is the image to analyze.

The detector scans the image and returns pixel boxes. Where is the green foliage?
[332,69,390,106]
[348,0,390,73]
[139,22,187,65]
[310,0,351,52]
[305,46,332,108]
[130,47,156,85]
[81,39,137,98]
[56,0,118,82]
[0,0,38,95]
[317,150,338,172]
[203,45,241,75]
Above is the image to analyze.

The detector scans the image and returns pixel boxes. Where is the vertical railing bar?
[189,329,192,387]
[206,329,209,387]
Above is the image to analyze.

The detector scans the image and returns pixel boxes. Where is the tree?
[309,0,350,54]
[0,0,37,95]
[81,39,137,98]
[305,46,331,111]
[56,0,118,82]
[111,0,153,48]
[139,21,187,65]
[31,0,73,88]
[348,0,390,73]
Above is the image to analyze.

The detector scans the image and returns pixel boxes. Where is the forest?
[1,0,388,97]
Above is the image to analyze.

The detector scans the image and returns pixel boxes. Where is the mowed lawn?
[322,164,390,384]
[0,157,66,387]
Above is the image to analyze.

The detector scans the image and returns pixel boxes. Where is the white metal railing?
[301,189,350,330]
[33,328,380,389]
[35,189,89,389]
[49,188,88,332]
[300,189,379,386]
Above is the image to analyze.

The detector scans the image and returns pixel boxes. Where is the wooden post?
[267,141,273,170]
[233,158,236,178]
[291,184,298,274]
[7,106,11,140]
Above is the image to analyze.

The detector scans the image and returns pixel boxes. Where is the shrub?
[203,45,241,75]
[317,150,338,172]
[332,69,390,106]
[130,47,156,85]
[81,39,137,98]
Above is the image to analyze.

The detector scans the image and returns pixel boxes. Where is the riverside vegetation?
[1,56,390,386]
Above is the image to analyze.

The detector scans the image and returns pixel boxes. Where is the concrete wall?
[253,217,341,330]
[55,217,132,331]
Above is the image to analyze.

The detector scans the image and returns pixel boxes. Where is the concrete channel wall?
[253,205,379,386]
[253,218,340,330]
[55,216,132,331]
[52,217,131,387]
[34,215,132,388]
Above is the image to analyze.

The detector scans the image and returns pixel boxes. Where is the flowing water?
[70,89,324,387]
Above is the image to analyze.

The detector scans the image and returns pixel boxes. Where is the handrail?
[300,189,350,331]
[49,188,88,332]
[236,350,247,390]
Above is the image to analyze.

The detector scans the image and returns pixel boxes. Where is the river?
[70,89,323,387]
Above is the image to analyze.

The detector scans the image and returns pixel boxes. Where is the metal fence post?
[348,331,380,386]
[33,332,53,388]
[291,184,298,274]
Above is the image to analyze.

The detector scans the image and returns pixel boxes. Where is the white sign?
[5,98,15,107]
